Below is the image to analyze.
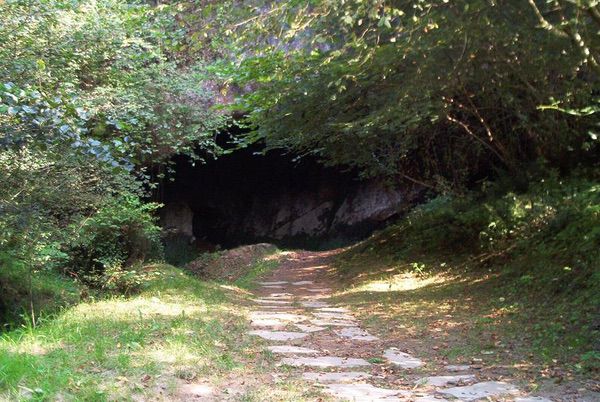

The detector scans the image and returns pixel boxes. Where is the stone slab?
[252,299,292,305]
[323,383,408,401]
[439,381,519,401]
[250,319,288,327]
[514,398,553,402]
[258,281,288,285]
[292,281,314,285]
[384,348,424,369]
[263,293,293,299]
[310,319,357,327]
[302,372,372,383]
[250,312,308,323]
[300,294,330,300]
[335,327,379,341]
[445,364,471,372]
[249,330,309,341]
[254,304,294,309]
[279,356,371,368]
[301,301,330,308]
[267,345,320,354]
[317,307,350,313]
[306,288,332,292]
[294,324,327,333]
[313,312,356,321]
[415,375,476,387]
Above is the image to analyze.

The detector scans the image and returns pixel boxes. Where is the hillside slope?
[329,175,599,393]
[0,261,318,401]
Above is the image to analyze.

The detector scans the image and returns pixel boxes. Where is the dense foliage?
[214,0,600,188]
[1,0,599,327]
[0,0,226,324]
[0,0,598,392]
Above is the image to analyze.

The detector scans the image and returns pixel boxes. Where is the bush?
[98,262,160,295]
[400,195,489,254]
[67,195,163,285]
[396,173,599,267]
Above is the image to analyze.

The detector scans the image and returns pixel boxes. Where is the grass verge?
[331,174,599,394]
[0,260,322,401]
[0,264,244,400]
[0,265,266,401]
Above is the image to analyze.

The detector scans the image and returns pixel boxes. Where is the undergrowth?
[0,265,253,400]
[334,172,600,378]
[0,254,82,330]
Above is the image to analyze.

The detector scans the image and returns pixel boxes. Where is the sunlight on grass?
[0,265,258,401]
[2,338,60,357]
[75,297,208,319]
[0,259,331,401]
[146,342,206,365]
[339,272,446,294]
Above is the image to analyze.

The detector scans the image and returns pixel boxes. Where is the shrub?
[67,195,163,285]
[97,262,160,295]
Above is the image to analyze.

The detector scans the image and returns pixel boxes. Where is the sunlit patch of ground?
[339,271,445,294]
[330,250,599,399]
[0,262,326,401]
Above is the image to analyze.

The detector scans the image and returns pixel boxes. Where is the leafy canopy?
[208,0,600,188]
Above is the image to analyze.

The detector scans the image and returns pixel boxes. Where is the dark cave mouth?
[158,144,408,250]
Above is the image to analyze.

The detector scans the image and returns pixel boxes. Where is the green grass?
[0,265,248,400]
[0,255,83,329]
[233,257,280,290]
[0,257,328,401]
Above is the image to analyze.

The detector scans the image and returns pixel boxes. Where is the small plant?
[99,262,158,295]
[410,262,427,277]
[67,195,163,288]
[578,351,600,372]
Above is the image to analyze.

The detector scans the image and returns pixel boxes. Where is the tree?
[0,0,226,295]
[207,0,599,188]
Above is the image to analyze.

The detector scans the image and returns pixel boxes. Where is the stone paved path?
[248,251,553,401]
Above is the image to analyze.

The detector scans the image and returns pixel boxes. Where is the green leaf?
[378,16,392,29]
[342,15,353,25]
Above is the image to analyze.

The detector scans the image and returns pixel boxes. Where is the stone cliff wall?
[161,179,411,245]
[159,147,420,247]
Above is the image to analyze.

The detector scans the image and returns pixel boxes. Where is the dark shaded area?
[160,143,364,249]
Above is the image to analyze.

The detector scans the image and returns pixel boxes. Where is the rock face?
[161,179,409,245]
[236,180,406,241]
[160,147,418,246]
[160,201,194,238]
[332,181,405,228]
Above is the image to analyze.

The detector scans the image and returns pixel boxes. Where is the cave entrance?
[160,143,357,249]
[158,141,407,251]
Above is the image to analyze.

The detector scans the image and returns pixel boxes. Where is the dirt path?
[246,250,552,402]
